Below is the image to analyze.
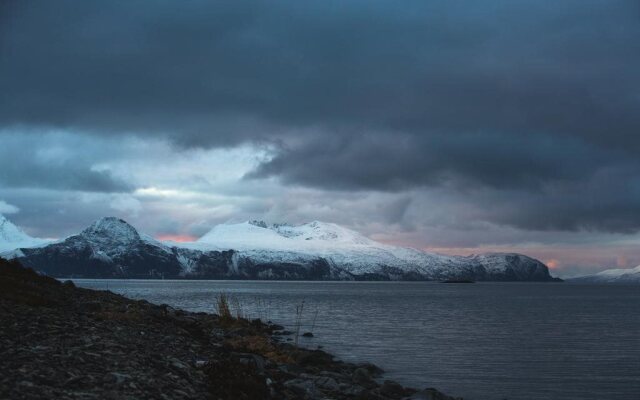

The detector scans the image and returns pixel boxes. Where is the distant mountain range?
[0,215,559,281]
[567,266,640,284]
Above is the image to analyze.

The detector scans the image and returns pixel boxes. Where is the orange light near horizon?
[616,256,628,267]
[156,234,197,243]
[545,259,560,269]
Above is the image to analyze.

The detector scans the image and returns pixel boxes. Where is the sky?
[1,1,640,277]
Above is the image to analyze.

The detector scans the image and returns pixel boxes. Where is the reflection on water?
[74,280,640,400]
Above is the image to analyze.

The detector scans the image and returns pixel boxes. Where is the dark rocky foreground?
[0,258,460,400]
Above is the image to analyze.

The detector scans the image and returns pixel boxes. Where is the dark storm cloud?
[249,132,616,191]
[2,0,638,144]
[0,132,132,193]
[1,0,640,232]
[487,167,640,233]
[0,164,130,193]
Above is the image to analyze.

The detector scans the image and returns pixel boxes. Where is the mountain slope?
[0,215,49,253]
[569,265,640,284]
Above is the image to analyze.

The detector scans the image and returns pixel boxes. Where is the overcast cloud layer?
[1,1,640,276]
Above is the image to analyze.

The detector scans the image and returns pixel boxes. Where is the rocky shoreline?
[0,258,460,400]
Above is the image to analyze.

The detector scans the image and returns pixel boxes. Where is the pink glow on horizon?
[156,234,197,242]
[616,256,628,267]
[545,259,560,269]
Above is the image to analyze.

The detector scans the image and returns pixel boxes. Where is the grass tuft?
[216,292,233,321]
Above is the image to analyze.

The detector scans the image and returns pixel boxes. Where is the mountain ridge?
[1,216,558,281]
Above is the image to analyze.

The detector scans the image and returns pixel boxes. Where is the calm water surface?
[73,280,640,400]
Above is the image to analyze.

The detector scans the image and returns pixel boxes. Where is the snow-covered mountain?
[181,220,556,281]
[0,214,50,253]
[3,217,557,281]
[568,265,640,284]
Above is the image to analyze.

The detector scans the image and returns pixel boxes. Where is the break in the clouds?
[1,0,640,275]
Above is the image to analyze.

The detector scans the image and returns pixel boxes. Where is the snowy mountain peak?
[0,214,31,243]
[196,220,377,250]
[0,214,49,252]
[197,221,287,250]
[80,217,141,244]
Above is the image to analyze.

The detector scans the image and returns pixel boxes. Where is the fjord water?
[74,280,640,400]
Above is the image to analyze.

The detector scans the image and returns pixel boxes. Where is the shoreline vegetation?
[0,258,461,400]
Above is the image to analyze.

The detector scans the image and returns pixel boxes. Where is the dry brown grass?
[225,335,294,364]
[216,292,252,329]
[216,292,233,321]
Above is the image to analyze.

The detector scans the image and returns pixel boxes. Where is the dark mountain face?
[16,238,185,278]
[13,218,227,279]
[6,217,558,281]
[469,253,559,282]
